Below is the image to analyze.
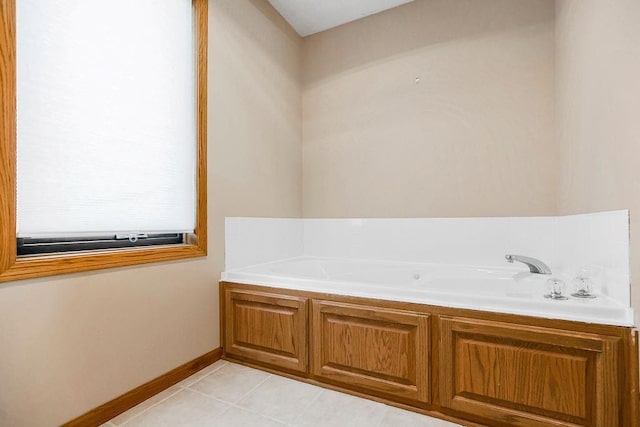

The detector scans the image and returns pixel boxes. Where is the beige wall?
[0,1,301,426]
[556,0,640,318]
[302,0,557,218]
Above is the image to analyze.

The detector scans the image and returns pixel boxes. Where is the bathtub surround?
[556,211,631,307]
[225,210,630,309]
[302,217,558,269]
[225,217,304,270]
[222,213,637,424]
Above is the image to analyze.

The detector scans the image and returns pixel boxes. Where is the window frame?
[0,0,208,283]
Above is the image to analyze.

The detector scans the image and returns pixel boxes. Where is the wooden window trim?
[0,0,208,283]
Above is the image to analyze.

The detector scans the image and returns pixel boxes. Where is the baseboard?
[63,347,222,427]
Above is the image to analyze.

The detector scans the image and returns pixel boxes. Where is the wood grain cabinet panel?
[439,316,620,426]
[224,289,308,373]
[311,300,430,403]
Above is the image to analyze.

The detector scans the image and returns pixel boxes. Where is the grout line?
[180,359,229,388]
[287,386,325,426]
[182,386,287,422]
[184,370,271,408]
[235,368,327,426]
[185,370,295,424]
[231,372,273,403]
[173,388,256,419]
[183,386,234,405]
[118,363,459,427]
[115,361,229,425]
[184,367,304,426]
[228,399,293,426]
[116,385,183,426]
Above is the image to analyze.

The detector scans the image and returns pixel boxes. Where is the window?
[0,0,208,282]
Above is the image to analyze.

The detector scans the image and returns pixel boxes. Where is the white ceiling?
[267,0,415,37]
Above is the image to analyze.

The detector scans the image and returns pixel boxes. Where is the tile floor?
[102,360,462,426]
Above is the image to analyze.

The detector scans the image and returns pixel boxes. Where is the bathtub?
[221,256,634,326]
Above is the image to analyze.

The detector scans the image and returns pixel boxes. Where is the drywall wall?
[556,0,640,321]
[0,1,302,425]
[302,0,557,218]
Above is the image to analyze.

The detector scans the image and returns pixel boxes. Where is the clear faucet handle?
[571,276,597,299]
[544,278,568,300]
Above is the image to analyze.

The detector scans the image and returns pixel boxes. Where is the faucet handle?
[571,276,597,299]
[544,278,568,300]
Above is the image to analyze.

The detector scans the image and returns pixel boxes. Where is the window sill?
[0,243,206,283]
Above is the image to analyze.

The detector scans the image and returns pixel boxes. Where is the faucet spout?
[505,254,552,274]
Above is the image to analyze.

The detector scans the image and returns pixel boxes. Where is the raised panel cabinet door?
[224,288,308,373]
[439,316,620,427]
[311,300,430,403]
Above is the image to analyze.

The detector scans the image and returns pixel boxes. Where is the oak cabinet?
[223,288,308,373]
[220,282,638,426]
[311,300,430,404]
[438,316,620,426]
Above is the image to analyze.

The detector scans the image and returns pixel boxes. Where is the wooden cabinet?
[438,316,620,426]
[220,282,638,426]
[223,288,308,373]
[311,300,430,403]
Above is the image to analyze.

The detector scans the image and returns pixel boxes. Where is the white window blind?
[16,0,196,238]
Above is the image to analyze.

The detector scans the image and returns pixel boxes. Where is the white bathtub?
[221,256,635,326]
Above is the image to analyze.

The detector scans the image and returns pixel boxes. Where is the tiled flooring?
[103,360,461,426]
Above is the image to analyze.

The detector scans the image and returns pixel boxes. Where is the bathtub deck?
[222,256,634,326]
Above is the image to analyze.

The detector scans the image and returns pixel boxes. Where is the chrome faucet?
[505,254,552,274]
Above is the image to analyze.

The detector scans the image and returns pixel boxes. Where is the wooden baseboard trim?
[64,347,222,427]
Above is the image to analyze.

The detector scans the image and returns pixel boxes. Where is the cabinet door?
[311,300,430,403]
[439,316,620,426]
[224,288,308,373]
